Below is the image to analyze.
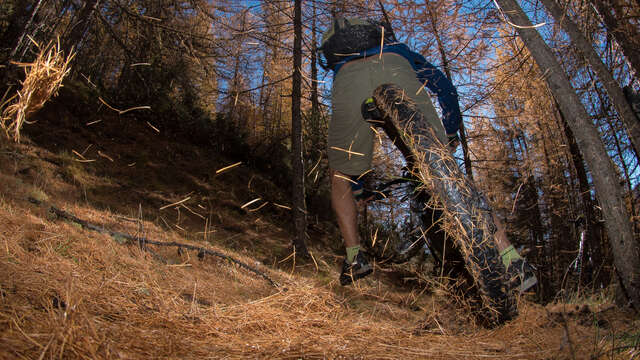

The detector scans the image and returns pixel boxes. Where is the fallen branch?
[98,97,151,115]
[29,198,278,287]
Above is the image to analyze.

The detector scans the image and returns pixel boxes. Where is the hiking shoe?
[505,258,538,293]
[339,252,373,286]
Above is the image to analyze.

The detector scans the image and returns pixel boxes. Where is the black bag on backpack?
[320,18,395,70]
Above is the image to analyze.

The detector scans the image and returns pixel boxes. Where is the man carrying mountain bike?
[320,17,537,293]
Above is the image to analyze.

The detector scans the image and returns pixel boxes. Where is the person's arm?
[410,51,462,139]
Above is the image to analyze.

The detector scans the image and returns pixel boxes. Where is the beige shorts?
[328,52,447,176]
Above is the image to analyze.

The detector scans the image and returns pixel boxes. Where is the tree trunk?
[62,0,100,56]
[331,1,347,17]
[521,177,550,301]
[590,0,640,77]
[8,0,45,60]
[310,0,320,120]
[540,0,640,158]
[495,0,640,310]
[425,1,474,180]
[309,0,322,148]
[554,99,604,286]
[291,0,308,257]
[305,0,326,204]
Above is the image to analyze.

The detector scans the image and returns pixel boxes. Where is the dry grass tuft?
[1,37,74,142]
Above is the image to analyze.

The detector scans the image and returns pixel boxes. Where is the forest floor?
[0,88,638,359]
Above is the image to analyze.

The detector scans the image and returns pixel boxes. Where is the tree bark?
[554,99,604,285]
[310,0,320,119]
[590,0,640,77]
[309,0,322,148]
[540,0,640,158]
[62,0,100,56]
[425,1,474,180]
[8,0,45,60]
[494,0,640,310]
[291,0,308,257]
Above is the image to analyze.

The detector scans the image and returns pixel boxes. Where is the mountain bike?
[360,84,517,325]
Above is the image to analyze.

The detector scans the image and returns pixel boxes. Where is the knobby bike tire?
[372,84,516,325]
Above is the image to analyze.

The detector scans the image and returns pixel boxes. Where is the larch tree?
[259,0,294,141]
[590,0,640,78]
[494,0,640,310]
[291,0,308,257]
[61,0,101,56]
[481,37,577,300]
[423,0,474,179]
[539,0,640,157]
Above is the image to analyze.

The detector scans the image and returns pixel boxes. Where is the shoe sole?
[519,275,538,293]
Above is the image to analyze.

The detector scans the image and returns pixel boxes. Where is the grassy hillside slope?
[0,86,637,359]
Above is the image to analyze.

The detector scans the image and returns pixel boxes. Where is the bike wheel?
[372,84,516,325]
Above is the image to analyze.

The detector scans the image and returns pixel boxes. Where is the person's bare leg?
[331,170,360,249]
[491,212,537,292]
[491,213,511,253]
[491,212,521,265]
[332,169,373,285]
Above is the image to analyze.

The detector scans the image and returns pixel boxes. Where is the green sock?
[500,245,522,269]
[346,246,360,263]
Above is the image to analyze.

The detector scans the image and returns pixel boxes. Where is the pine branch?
[29,197,279,288]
